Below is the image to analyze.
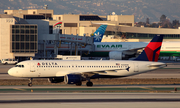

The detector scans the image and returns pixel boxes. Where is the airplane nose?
[8,68,14,76]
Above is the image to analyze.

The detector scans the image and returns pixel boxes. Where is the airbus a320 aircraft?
[8,35,166,87]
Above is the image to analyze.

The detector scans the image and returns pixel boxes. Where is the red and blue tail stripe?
[134,35,164,62]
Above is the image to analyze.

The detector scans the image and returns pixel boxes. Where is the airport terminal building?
[1,9,180,61]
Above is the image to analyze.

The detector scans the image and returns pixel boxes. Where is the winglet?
[93,25,107,42]
[134,35,164,62]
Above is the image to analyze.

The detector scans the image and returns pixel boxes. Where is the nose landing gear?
[28,78,33,87]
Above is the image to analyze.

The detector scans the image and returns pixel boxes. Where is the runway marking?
[1,99,180,103]
[140,87,154,90]
[13,88,26,91]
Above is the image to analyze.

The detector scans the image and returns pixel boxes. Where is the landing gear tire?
[86,81,93,87]
[28,83,32,87]
[76,82,82,86]
[28,78,33,87]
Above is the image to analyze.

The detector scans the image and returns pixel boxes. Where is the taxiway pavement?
[0,93,180,108]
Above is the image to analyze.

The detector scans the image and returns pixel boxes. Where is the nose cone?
[8,68,18,77]
[8,68,14,76]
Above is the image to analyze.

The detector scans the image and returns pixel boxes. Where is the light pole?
[44,4,48,19]
[19,9,22,21]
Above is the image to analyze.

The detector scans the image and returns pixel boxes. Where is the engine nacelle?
[109,51,125,60]
[48,77,64,83]
[64,74,82,84]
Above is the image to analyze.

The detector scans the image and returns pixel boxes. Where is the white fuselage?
[94,42,180,52]
[94,42,148,52]
[8,60,166,78]
[46,42,180,54]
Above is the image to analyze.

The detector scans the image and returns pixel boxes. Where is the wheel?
[28,83,32,87]
[4,62,7,65]
[76,82,82,86]
[86,81,93,87]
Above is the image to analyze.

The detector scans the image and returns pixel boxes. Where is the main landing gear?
[86,81,93,86]
[75,78,93,87]
[86,78,93,87]
[76,82,82,86]
[28,78,33,87]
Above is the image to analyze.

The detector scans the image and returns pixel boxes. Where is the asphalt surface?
[1,63,180,108]
[0,93,180,108]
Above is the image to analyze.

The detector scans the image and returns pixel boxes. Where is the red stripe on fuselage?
[144,42,162,61]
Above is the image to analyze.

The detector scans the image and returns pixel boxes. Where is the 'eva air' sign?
[97,44,122,48]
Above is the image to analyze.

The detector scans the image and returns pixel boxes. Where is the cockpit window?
[15,65,24,68]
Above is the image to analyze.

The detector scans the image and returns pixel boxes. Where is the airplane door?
[30,62,35,72]
[134,63,139,72]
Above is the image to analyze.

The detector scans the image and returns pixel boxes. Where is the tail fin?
[93,25,107,42]
[134,35,164,62]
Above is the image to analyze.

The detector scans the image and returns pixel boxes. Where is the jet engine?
[109,51,125,60]
[48,77,64,83]
[64,74,85,84]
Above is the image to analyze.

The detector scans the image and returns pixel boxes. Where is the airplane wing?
[127,47,145,51]
[56,68,128,77]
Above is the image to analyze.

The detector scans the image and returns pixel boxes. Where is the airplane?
[92,40,180,60]
[8,35,166,87]
[49,24,180,59]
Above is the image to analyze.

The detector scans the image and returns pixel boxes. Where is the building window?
[21,43,24,49]
[21,35,24,41]
[11,24,37,53]
[25,43,29,49]
[33,11,35,14]
[15,25,19,28]
[59,17,61,20]
[25,26,29,28]
[49,26,53,34]
[16,35,20,41]
[59,29,62,34]
[16,43,19,49]
[16,30,19,33]
[26,35,29,41]
[30,35,34,41]
[21,29,24,33]
[12,35,15,41]
[30,43,34,49]
[26,30,29,33]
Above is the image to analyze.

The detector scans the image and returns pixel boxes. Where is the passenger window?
[18,65,21,67]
